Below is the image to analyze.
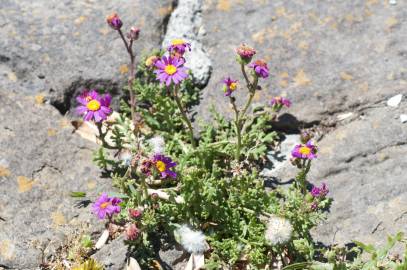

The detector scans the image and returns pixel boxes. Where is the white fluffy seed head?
[175,225,208,254]
[265,216,293,245]
[149,136,165,154]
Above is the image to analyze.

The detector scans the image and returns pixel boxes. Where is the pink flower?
[311,183,329,198]
[291,141,317,160]
[270,96,291,111]
[128,209,142,219]
[154,56,188,86]
[167,39,191,57]
[236,44,256,62]
[106,13,122,30]
[92,193,122,220]
[76,90,112,122]
[249,60,269,79]
[223,77,238,96]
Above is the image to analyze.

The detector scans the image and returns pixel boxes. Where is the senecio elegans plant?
[71,13,407,270]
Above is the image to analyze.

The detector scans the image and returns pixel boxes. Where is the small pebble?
[400,114,407,123]
[387,94,402,108]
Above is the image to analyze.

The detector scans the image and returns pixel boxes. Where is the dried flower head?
[265,216,293,245]
[175,225,208,254]
[106,13,122,30]
[152,154,177,179]
[92,193,122,220]
[149,136,165,154]
[76,90,112,122]
[223,77,238,97]
[291,141,317,160]
[236,44,256,63]
[249,59,269,79]
[154,56,188,86]
[125,223,140,241]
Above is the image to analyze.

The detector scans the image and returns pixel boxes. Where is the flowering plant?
[64,13,407,270]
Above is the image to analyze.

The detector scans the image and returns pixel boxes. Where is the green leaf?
[70,191,86,198]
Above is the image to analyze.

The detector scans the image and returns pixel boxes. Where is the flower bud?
[236,44,256,64]
[145,55,159,68]
[128,208,142,219]
[151,193,159,201]
[125,223,140,241]
[106,13,122,30]
[300,131,312,144]
[127,27,140,40]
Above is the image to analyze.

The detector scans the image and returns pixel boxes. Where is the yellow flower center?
[87,99,101,111]
[171,39,185,46]
[230,82,237,91]
[156,160,166,172]
[165,65,177,75]
[100,202,110,209]
[299,146,311,155]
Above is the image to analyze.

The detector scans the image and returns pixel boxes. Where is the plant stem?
[173,85,196,148]
[230,97,241,160]
[118,29,138,132]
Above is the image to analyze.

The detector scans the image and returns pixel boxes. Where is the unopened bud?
[106,13,122,30]
[127,27,140,40]
[128,208,142,219]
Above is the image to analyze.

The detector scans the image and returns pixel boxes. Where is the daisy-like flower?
[149,136,165,154]
[154,56,188,86]
[236,44,256,63]
[265,216,293,245]
[175,225,208,254]
[92,193,122,220]
[291,141,317,160]
[270,96,291,111]
[167,39,191,56]
[223,77,238,97]
[106,13,122,30]
[311,183,329,198]
[249,59,269,79]
[152,154,177,179]
[76,90,112,122]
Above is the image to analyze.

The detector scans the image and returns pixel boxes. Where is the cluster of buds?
[106,13,140,41]
[306,183,329,210]
[270,96,291,112]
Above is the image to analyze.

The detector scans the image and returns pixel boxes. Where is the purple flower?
[270,96,291,108]
[249,60,269,79]
[236,44,256,62]
[291,141,317,160]
[92,193,122,220]
[167,39,191,57]
[154,56,188,86]
[152,154,177,179]
[311,183,329,198]
[223,77,238,96]
[76,90,112,122]
[106,13,122,30]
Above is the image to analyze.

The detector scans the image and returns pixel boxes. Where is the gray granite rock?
[92,237,128,270]
[198,0,406,125]
[309,103,407,246]
[0,91,110,268]
[0,0,174,113]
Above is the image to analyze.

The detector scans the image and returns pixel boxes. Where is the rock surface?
[199,0,406,125]
[0,0,174,113]
[0,91,110,268]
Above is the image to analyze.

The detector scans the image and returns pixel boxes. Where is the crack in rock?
[162,0,212,88]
